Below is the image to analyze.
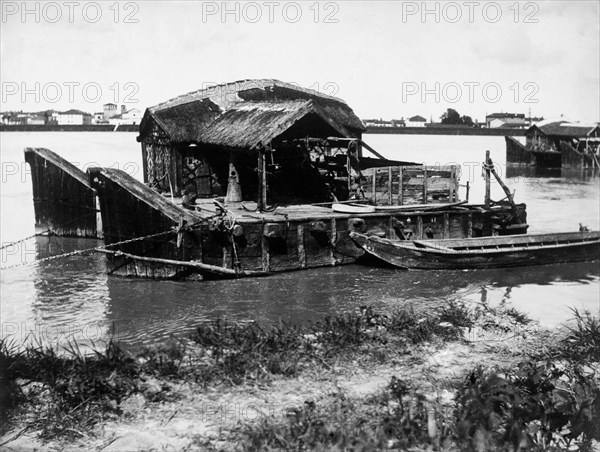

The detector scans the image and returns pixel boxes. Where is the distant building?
[122,107,142,125]
[2,112,23,125]
[108,107,142,125]
[92,112,106,124]
[486,113,526,128]
[26,115,46,125]
[406,115,427,127]
[527,116,544,126]
[103,103,118,119]
[526,121,600,152]
[57,109,92,125]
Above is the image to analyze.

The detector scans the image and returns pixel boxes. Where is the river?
[1,132,598,349]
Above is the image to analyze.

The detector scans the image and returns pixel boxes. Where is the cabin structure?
[506,121,600,168]
[137,79,388,206]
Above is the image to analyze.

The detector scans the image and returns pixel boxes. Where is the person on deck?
[182,185,197,210]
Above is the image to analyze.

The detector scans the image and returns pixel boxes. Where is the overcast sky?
[1,0,599,123]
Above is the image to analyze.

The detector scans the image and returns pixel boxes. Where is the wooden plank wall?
[362,165,459,205]
[24,148,98,237]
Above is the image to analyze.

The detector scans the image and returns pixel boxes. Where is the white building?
[406,115,427,127]
[56,109,92,125]
[103,103,118,119]
[108,107,142,125]
[92,112,106,124]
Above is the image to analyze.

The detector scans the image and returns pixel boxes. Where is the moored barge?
[26,80,528,280]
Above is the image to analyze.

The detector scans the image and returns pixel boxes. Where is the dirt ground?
[1,324,547,452]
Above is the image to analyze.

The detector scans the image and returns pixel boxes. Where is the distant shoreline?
[366,126,526,136]
[0,124,139,132]
[0,124,526,136]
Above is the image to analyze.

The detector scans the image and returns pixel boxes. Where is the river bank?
[1,302,598,451]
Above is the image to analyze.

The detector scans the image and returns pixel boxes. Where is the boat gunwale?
[350,231,600,256]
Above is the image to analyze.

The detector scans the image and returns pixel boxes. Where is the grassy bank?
[1,303,599,451]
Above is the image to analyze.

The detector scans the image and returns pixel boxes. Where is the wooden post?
[297,225,306,268]
[443,213,450,238]
[261,226,270,272]
[330,219,337,265]
[388,167,393,205]
[257,148,267,211]
[465,181,470,203]
[417,216,423,239]
[398,166,404,205]
[372,169,377,204]
[467,212,473,238]
[484,150,491,209]
[422,167,428,204]
[95,194,103,239]
[449,167,455,202]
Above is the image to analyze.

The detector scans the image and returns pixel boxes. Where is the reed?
[3,305,598,448]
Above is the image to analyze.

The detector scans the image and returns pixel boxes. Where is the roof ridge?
[149,79,346,112]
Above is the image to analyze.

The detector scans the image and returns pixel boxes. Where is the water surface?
[1,132,598,349]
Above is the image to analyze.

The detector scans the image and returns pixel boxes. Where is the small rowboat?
[349,231,600,270]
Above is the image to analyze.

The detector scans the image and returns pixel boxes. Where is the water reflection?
[1,235,598,351]
[102,260,599,349]
[506,165,599,181]
[1,134,598,350]
[1,237,111,349]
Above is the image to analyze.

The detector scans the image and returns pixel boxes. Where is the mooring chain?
[1,211,226,271]
[0,229,176,271]
[0,211,99,251]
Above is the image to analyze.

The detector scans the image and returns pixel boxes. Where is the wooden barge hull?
[560,141,599,169]
[505,136,533,165]
[505,137,563,168]
[24,148,101,238]
[349,231,600,270]
[88,167,526,280]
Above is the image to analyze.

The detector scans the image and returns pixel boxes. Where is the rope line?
[0,211,98,251]
[1,206,228,271]
[1,229,175,271]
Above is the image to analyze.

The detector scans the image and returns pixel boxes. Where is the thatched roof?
[139,79,365,147]
[530,121,600,138]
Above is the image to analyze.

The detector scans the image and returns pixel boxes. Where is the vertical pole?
[467,212,473,238]
[398,166,404,205]
[485,150,491,209]
[177,215,184,260]
[443,213,450,238]
[372,169,377,205]
[388,167,393,205]
[422,167,428,204]
[257,148,267,211]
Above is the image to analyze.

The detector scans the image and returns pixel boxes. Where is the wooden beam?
[398,167,404,205]
[484,150,491,209]
[257,148,267,212]
[96,249,268,276]
[388,167,393,205]
[422,167,428,204]
[359,140,387,160]
[297,225,306,268]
